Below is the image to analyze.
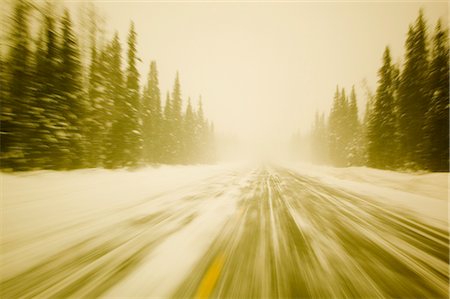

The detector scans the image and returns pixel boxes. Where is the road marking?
[195,254,225,298]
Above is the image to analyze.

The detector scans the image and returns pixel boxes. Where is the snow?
[0,163,243,279]
[286,162,448,229]
[1,162,447,296]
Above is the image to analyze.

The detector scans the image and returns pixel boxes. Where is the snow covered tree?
[1,0,33,170]
[182,97,196,163]
[32,11,62,169]
[397,10,430,168]
[367,47,398,169]
[423,20,449,171]
[346,86,364,165]
[328,86,350,166]
[162,91,174,163]
[170,72,183,163]
[58,9,85,169]
[142,61,162,163]
[0,53,6,108]
[311,111,328,164]
[0,3,216,170]
[122,22,142,166]
[104,32,126,168]
[85,44,110,167]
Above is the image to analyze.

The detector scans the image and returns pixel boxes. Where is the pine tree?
[367,47,397,169]
[162,91,174,163]
[348,86,359,130]
[346,86,363,165]
[32,12,61,169]
[171,72,183,162]
[142,61,162,163]
[123,22,142,166]
[340,87,351,165]
[328,86,349,166]
[183,97,196,163]
[423,20,449,171]
[397,10,430,168]
[311,111,328,164]
[0,53,6,105]
[86,44,109,167]
[1,0,32,170]
[104,32,126,168]
[194,96,212,163]
[328,87,340,166]
[58,9,85,169]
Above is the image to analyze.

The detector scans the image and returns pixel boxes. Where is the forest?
[296,10,449,172]
[0,0,216,171]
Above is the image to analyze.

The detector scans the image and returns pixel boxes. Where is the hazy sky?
[70,1,446,145]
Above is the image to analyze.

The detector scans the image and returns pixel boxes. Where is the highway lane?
[173,166,449,299]
[1,165,448,298]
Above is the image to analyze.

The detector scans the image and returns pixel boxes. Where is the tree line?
[298,10,448,172]
[0,0,216,171]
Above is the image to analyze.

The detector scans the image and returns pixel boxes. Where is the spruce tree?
[142,61,162,163]
[0,53,6,106]
[32,12,61,169]
[1,0,32,170]
[183,98,196,163]
[59,9,84,169]
[346,86,363,165]
[423,20,449,171]
[348,86,359,130]
[162,91,174,163]
[105,32,126,168]
[367,47,397,169]
[194,97,211,163]
[86,45,109,167]
[397,10,430,168]
[171,72,183,162]
[340,87,351,165]
[311,111,328,164]
[328,86,350,166]
[123,22,142,166]
[328,87,341,166]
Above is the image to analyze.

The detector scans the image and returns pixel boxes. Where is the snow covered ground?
[1,163,448,298]
[1,164,245,281]
[286,163,448,228]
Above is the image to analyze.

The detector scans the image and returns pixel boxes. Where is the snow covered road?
[1,164,448,298]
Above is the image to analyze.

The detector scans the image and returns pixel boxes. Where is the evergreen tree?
[328,87,340,166]
[123,22,142,166]
[58,9,85,169]
[171,72,183,162]
[183,97,196,163]
[397,10,430,168]
[194,96,213,163]
[162,91,174,163]
[142,61,162,163]
[32,12,61,169]
[367,47,398,169]
[86,45,109,167]
[348,86,359,130]
[328,86,350,166]
[105,32,126,168]
[1,0,32,170]
[423,20,449,171]
[340,87,352,165]
[346,86,363,165]
[311,111,328,164]
[0,53,6,105]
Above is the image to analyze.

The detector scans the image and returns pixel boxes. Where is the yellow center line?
[194,254,225,298]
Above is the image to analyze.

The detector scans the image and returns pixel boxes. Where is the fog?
[91,1,446,148]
